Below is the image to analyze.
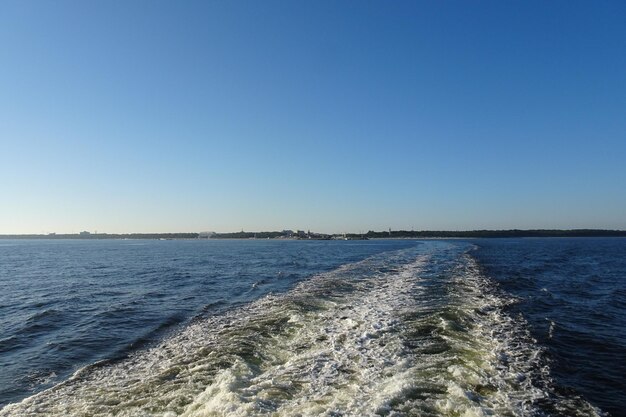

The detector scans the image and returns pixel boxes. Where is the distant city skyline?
[1,1,625,234]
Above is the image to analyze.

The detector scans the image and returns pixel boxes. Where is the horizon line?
[2,228,626,237]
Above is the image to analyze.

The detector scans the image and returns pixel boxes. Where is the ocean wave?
[0,243,604,416]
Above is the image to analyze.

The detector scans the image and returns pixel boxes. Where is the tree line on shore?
[1,229,626,239]
[357,229,626,238]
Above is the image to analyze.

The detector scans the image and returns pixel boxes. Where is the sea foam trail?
[0,243,603,416]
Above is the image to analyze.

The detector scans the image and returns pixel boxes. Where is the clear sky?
[1,1,625,234]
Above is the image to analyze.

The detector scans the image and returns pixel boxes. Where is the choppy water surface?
[0,238,623,416]
[473,238,626,417]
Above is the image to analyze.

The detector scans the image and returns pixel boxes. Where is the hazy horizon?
[2,1,625,234]
[2,227,626,236]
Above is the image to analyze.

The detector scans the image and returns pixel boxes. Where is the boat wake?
[0,242,603,416]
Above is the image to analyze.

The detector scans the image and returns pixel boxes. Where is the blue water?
[0,238,624,416]
[473,238,626,417]
[0,239,413,407]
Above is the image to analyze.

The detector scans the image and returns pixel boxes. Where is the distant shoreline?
[1,229,626,240]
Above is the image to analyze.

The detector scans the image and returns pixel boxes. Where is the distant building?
[79,231,91,236]
[198,231,216,239]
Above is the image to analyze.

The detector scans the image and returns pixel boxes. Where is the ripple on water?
[0,244,606,416]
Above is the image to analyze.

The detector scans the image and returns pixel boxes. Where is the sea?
[0,238,624,416]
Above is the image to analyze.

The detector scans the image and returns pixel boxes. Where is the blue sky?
[1,1,625,233]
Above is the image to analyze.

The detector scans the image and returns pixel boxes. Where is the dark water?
[0,238,624,416]
[473,238,626,417]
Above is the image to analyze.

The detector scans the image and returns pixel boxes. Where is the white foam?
[0,244,605,417]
